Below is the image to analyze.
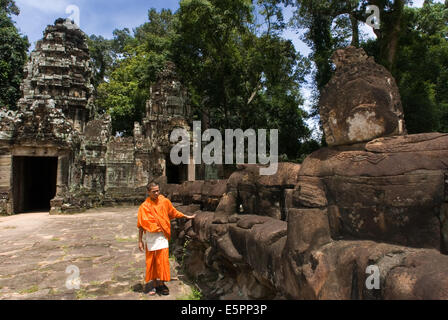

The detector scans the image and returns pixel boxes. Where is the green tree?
[134,9,177,85]
[173,0,311,158]
[88,28,133,88]
[87,35,114,88]
[95,9,176,135]
[282,0,448,137]
[96,45,151,135]
[0,0,19,15]
[0,0,29,110]
[97,48,149,136]
[93,2,312,157]
[285,0,411,72]
[381,1,448,133]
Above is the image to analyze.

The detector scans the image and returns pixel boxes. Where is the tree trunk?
[385,0,404,73]
[375,0,405,72]
[350,14,359,47]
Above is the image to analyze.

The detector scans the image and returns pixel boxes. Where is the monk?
[137,181,196,295]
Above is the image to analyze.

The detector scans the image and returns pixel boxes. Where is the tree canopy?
[0,0,29,110]
[89,9,176,136]
[91,1,312,159]
[172,0,311,157]
[282,0,448,135]
[388,1,448,133]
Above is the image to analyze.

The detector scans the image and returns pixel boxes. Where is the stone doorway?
[12,156,58,213]
[165,156,188,184]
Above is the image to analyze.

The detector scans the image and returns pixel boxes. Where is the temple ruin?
[0,18,196,215]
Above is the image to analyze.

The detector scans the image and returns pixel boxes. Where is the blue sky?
[12,0,435,54]
[13,0,180,48]
[13,0,313,54]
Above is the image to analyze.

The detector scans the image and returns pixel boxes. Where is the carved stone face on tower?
[319,46,406,146]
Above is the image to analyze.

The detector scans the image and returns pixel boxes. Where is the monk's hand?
[186,214,196,220]
[138,240,144,252]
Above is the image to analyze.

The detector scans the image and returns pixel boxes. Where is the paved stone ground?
[0,206,197,300]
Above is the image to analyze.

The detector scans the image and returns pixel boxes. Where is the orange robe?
[137,195,186,283]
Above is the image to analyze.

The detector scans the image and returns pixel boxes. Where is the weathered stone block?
[286,208,332,255]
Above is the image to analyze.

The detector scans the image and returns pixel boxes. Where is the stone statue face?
[345,106,385,143]
[320,47,405,146]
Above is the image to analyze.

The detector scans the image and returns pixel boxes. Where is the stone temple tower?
[18,18,94,132]
[0,18,95,215]
[143,61,194,183]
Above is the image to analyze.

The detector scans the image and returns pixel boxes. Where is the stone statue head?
[319,46,406,146]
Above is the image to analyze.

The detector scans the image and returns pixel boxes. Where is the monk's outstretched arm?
[167,199,196,220]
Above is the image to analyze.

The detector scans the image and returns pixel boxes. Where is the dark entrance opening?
[165,156,187,184]
[13,156,58,213]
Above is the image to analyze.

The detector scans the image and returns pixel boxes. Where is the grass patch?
[177,287,202,300]
[3,226,17,229]
[39,266,52,272]
[48,288,59,295]
[51,237,61,241]
[19,285,39,295]
[76,288,97,300]
[115,237,135,243]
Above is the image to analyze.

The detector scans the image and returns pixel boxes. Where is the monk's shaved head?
[146,181,159,191]
[146,181,160,201]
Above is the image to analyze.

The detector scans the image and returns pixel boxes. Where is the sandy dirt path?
[0,206,196,300]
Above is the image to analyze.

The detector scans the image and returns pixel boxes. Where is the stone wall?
[0,152,11,215]
[169,159,448,300]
